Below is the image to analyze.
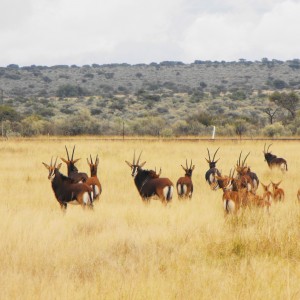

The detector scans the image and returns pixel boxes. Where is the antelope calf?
[263,143,288,172]
[61,145,88,183]
[86,154,102,201]
[176,160,195,199]
[271,181,285,202]
[216,173,248,214]
[205,147,221,190]
[42,157,93,210]
[125,151,174,204]
[261,183,272,204]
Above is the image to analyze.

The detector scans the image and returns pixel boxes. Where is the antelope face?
[125,151,146,178]
[42,161,62,182]
[130,165,140,177]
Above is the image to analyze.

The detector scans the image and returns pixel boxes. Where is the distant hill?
[0,59,299,137]
[1,59,300,98]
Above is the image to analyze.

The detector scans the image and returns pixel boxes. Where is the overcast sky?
[1,0,300,66]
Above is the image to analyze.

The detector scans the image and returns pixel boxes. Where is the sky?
[1,0,300,67]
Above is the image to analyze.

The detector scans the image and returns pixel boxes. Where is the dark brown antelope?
[86,154,102,201]
[61,145,88,183]
[42,157,93,210]
[176,159,195,199]
[205,147,221,190]
[235,151,259,194]
[271,181,285,202]
[263,144,288,172]
[125,151,174,204]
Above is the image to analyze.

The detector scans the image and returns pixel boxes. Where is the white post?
[212,126,216,139]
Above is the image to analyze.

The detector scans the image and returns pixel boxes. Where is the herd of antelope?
[43,143,298,214]
[205,144,288,214]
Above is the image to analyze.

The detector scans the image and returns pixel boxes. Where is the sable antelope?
[42,157,93,210]
[125,151,174,204]
[219,174,248,214]
[235,151,259,194]
[86,154,102,201]
[213,169,235,191]
[176,159,195,199]
[263,144,288,172]
[61,145,88,183]
[271,181,285,202]
[261,182,273,205]
[205,147,221,189]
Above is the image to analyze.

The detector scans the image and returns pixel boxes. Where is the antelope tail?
[166,186,173,201]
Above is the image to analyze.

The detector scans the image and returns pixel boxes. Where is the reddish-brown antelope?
[218,174,248,214]
[61,145,88,183]
[271,181,285,202]
[235,151,259,194]
[261,182,272,204]
[42,157,93,210]
[263,143,288,172]
[205,147,221,190]
[125,151,174,204]
[176,159,195,199]
[86,154,102,201]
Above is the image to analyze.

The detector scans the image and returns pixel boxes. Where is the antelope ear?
[140,161,146,168]
[57,163,62,170]
[60,157,68,163]
[125,160,132,167]
[86,158,90,165]
[73,158,81,164]
[192,165,195,170]
[181,165,186,171]
[42,162,50,170]
[205,158,210,163]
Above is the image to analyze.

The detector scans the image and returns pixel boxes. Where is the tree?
[269,91,299,119]
[263,107,278,124]
[0,105,20,122]
[234,120,247,139]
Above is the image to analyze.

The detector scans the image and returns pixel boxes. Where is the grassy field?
[0,137,299,300]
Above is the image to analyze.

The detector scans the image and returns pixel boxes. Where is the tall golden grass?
[0,138,299,299]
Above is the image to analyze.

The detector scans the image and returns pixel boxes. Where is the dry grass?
[0,138,300,299]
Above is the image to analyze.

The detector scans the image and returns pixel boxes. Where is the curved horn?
[54,157,58,168]
[207,148,211,162]
[242,152,250,166]
[90,154,93,164]
[212,147,220,162]
[190,159,193,169]
[186,159,188,169]
[50,156,53,167]
[65,146,70,160]
[71,145,75,160]
[267,144,272,153]
[263,143,266,154]
[136,151,143,166]
[238,151,242,166]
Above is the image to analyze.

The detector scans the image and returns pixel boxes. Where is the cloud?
[0,0,300,66]
[182,0,300,61]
